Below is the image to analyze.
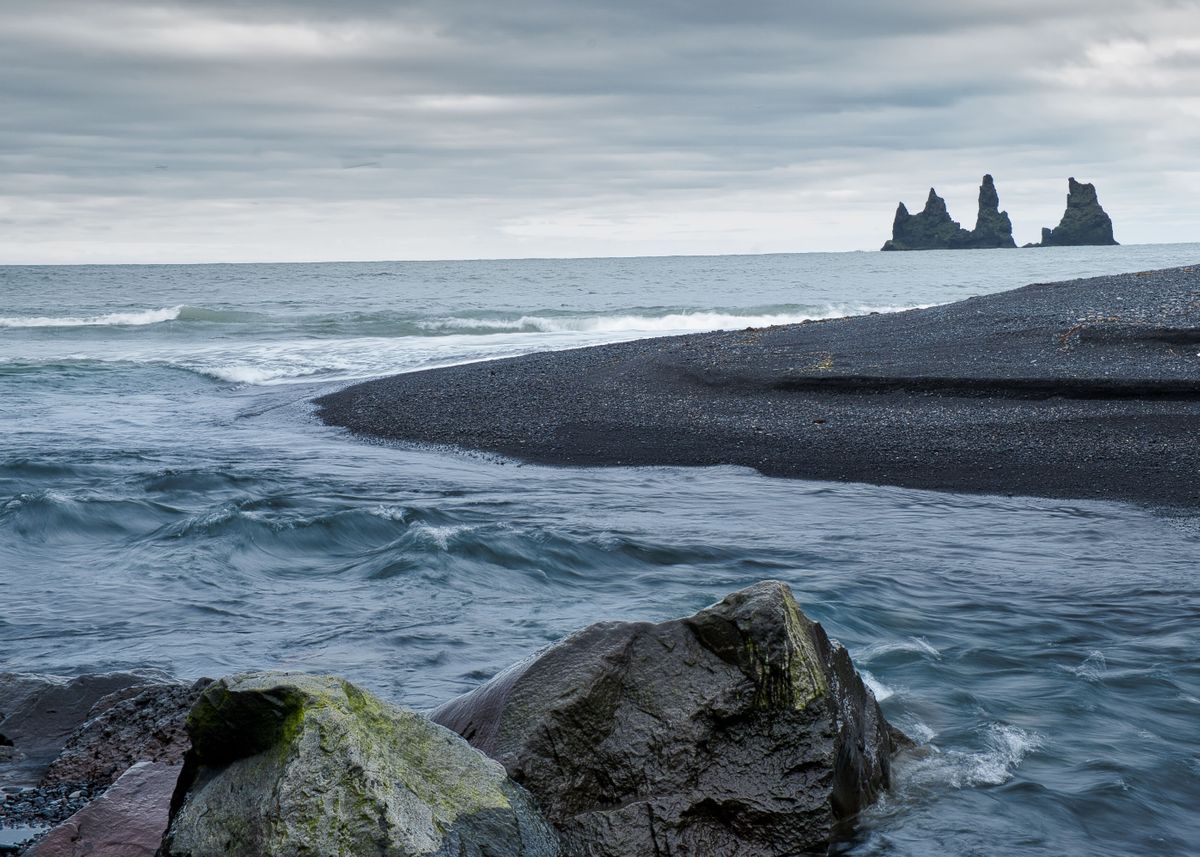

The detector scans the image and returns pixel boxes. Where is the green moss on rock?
[163,672,558,857]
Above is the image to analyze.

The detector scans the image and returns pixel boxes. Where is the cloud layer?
[2,0,1197,262]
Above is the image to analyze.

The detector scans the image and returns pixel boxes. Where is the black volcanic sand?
[317,265,1200,507]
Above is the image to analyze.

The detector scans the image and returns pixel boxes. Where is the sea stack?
[1034,177,1118,246]
[881,188,971,251]
[969,174,1017,248]
[881,175,1015,250]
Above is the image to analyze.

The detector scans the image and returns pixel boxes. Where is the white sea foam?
[369,505,410,523]
[860,669,896,701]
[419,305,916,336]
[856,637,942,662]
[5,303,923,385]
[0,306,185,328]
[409,522,476,550]
[1061,650,1107,681]
[902,723,1043,790]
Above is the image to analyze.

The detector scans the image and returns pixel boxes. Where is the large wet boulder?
[1036,177,1118,246]
[41,679,210,788]
[432,581,907,857]
[28,761,180,857]
[161,672,559,857]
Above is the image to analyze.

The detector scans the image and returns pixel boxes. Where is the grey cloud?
[0,0,1197,261]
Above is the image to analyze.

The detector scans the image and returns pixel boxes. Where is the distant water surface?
[2,246,1198,855]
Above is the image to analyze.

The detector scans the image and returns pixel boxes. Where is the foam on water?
[855,637,943,663]
[901,724,1045,790]
[416,304,916,335]
[0,305,185,327]
[860,670,897,701]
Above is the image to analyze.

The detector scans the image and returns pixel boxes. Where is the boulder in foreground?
[29,761,179,857]
[0,672,162,787]
[433,581,907,857]
[42,679,210,788]
[161,672,558,857]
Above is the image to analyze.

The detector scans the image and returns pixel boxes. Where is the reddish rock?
[42,680,210,788]
[28,762,179,857]
[0,674,157,786]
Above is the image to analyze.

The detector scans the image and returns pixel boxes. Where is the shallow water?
[2,246,1199,855]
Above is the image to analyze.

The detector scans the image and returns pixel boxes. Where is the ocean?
[3,245,1199,855]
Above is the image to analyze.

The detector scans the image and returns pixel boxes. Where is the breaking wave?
[901,724,1044,790]
[418,304,915,336]
[0,305,263,328]
[0,306,185,328]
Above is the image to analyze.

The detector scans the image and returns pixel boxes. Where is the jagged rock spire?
[1036,178,1118,246]
[882,175,1014,251]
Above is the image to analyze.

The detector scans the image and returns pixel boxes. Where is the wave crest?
[418,305,910,336]
[0,306,185,328]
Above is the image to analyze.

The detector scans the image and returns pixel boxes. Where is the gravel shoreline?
[316,264,1200,507]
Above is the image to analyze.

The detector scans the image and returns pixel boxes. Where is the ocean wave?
[418,304,913,336]
[0,306,185,328]
[860,669,897,702]
[0,305,262,328]
[856,636,942,663]
[901,723,1044,790]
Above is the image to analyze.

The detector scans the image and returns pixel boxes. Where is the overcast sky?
[2,0,1197,263]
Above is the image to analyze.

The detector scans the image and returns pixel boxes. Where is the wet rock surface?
[0,782,102,855]
[433,581,906,856]
[42,680,209,789]
[0,673,162,787]
[27,762,178,857]
[162,672,559,857]
[317,265,1200,506]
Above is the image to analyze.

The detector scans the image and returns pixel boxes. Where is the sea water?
[2,246,1199,855]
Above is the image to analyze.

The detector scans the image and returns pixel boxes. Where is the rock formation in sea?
[1032,177,1118,246]
[970,174,1018,249]
[432,580,907,857]
[160,672,560,857]
[882,175,1016,250]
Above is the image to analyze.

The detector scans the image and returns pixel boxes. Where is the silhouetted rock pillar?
[1037,178,1118,246]
[969,174,1017,248]
[881,188,973,251]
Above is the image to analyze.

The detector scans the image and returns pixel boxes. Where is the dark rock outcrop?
[0,673,159,787]
[41,680,210,788]
[1033,177,1118,247]
[28,761,179,857]
[970,174,1018,249]
[432,581,907,857]
[881,188,971,251]
[882,175,1015,250]
[161,672,559,857]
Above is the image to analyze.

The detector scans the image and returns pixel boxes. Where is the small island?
[882,176,1118,250]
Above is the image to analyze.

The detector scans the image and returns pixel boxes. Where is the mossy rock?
[433,581,908,857]
[161,672,558,857]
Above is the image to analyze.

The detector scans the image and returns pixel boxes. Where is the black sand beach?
[317,265,1200,507]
